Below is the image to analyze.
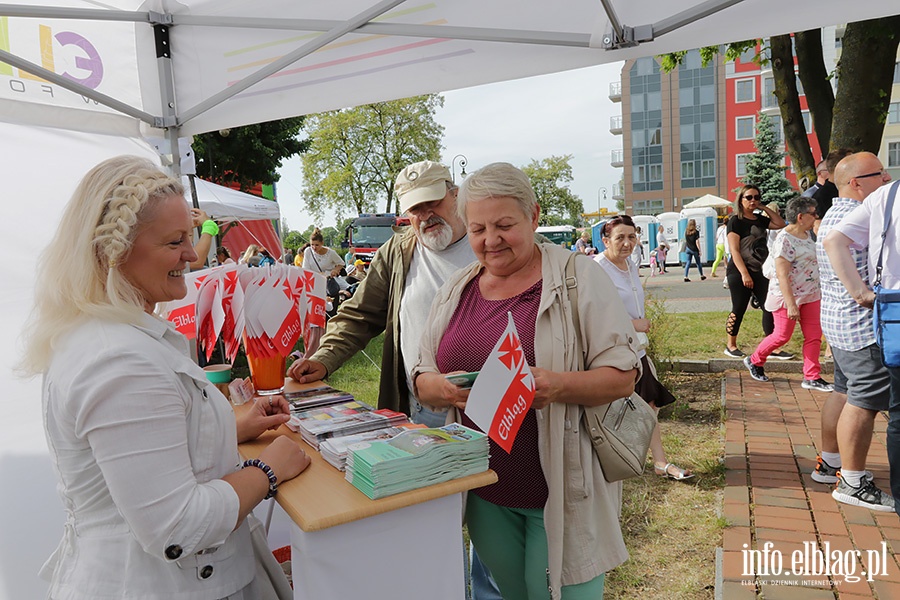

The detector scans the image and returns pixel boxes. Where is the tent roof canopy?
[1,1,898,151]
[683,194,731,209]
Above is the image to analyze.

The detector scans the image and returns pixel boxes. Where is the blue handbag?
[873,180,900,367]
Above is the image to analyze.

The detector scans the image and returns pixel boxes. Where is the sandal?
[654,462,694,481]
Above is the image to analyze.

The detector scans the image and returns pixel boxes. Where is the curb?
[661,357,833,374]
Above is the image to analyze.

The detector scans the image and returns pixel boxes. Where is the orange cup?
[244,337,286,395]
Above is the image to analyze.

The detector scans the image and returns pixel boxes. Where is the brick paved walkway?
[721,370,900,599]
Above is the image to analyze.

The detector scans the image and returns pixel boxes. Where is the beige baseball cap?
[395,161,452,214]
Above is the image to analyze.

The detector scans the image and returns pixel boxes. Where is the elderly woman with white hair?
[413,162,641,599]
[20,156,310,599]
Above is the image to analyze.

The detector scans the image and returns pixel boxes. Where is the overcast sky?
[275,61,626,232]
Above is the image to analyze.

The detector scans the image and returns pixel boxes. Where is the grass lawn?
[309,333,725,599]
[651,309,806,362]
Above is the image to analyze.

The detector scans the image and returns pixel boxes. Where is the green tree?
[742,112,794,207]
[521,155,585,226]
[301,95,444,221]
[660,17,900,186]
[193,117,308,190]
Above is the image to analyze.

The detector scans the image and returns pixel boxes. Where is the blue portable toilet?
[592,220,608,253]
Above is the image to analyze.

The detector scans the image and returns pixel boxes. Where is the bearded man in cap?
[288,160,475,426]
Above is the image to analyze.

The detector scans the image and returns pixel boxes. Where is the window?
[701,159,716,177]
[681,161,695,179]
[889,142,900,168]
[633,199,665,215]
[762,77,777,109]
[770,114,784,144]
[649,164,663,181]
[736,116,755,140]
[894,62,900,84]
[801,110,812,133]
[889,102,900,125]
[735,79,755,102]
[736,154,753,177]
[739,46,756,64]
[648,128,661,146]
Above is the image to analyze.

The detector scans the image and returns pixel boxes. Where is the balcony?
[611,183,624,201]
[609,115,622,134]
[609,81,622,102]
[610,149,624,168]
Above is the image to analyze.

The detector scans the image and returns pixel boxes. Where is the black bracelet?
[242,458,278,499]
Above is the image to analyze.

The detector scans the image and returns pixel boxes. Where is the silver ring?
[268,397,273,407]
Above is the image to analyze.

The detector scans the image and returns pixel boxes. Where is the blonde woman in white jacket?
[413,163,641,600]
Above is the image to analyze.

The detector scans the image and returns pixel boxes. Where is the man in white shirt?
[825,175,900,516]
[814,153,894,512]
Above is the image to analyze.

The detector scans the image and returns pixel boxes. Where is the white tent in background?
[683,194,732,209]
[187,177,280,222]
[3,2,900,598]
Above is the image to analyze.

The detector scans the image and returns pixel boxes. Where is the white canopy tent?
[2,0,899,157]
[683,194,732,209]
[3,1,900,598]
[188,177,280,222]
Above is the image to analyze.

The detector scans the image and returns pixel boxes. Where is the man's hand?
[287,358,327,383]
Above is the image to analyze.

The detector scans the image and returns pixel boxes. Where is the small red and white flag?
[467,312,535,453]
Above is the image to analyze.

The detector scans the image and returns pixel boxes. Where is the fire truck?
[344,213,410,264]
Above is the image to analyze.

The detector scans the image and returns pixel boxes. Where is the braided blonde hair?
[19,156,184,376]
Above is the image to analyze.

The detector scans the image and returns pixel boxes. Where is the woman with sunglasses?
[724,185,785,357]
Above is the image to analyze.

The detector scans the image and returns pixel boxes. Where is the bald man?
[814,152,895,511]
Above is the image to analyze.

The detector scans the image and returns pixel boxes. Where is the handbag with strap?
[563,253,657,482]
[872,180,900,368]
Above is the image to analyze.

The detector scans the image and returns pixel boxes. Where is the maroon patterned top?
[436,272,548,508]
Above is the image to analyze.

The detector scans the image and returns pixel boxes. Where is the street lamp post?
[597,187,608,223]
[451,154,468,183]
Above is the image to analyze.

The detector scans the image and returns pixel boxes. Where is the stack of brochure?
[319,423,426,470]
[345,424,490,499]
[286,399,408,449]
[284,385,354,411]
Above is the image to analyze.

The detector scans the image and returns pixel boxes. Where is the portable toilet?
[656,212,681,266]
[679,207,718,264]
[591,220,607,253]
[631,215,658,267]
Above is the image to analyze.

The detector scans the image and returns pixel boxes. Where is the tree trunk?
[794,29,834,156]
[771,34,816,185]
[831,17,900,153]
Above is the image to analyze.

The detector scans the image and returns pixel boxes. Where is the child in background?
[649,249,658,277]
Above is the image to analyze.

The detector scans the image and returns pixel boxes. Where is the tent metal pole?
[653,0,746,37]
[597,0,626,46]
[0,4,147,22]
[173,15,592,47]
[177,0,406,126]
[0,48,159,126]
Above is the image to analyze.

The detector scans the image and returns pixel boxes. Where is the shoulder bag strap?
[564,252,582,365]
[874,180,900,287]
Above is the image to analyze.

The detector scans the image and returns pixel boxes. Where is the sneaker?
[684,277,691,282]
[701,275,707,281]
[802,378,834,392]
[811,456,874,484]
[743,356,768,382]
[724,347,745,358]
[750,296,760,309]
[723,281,729,289]
[770,350,795,360]
[832,477,896,512]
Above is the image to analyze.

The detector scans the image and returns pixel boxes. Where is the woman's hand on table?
[415,372,470,410]
[259,435,311,484]
[236,395,291,443]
